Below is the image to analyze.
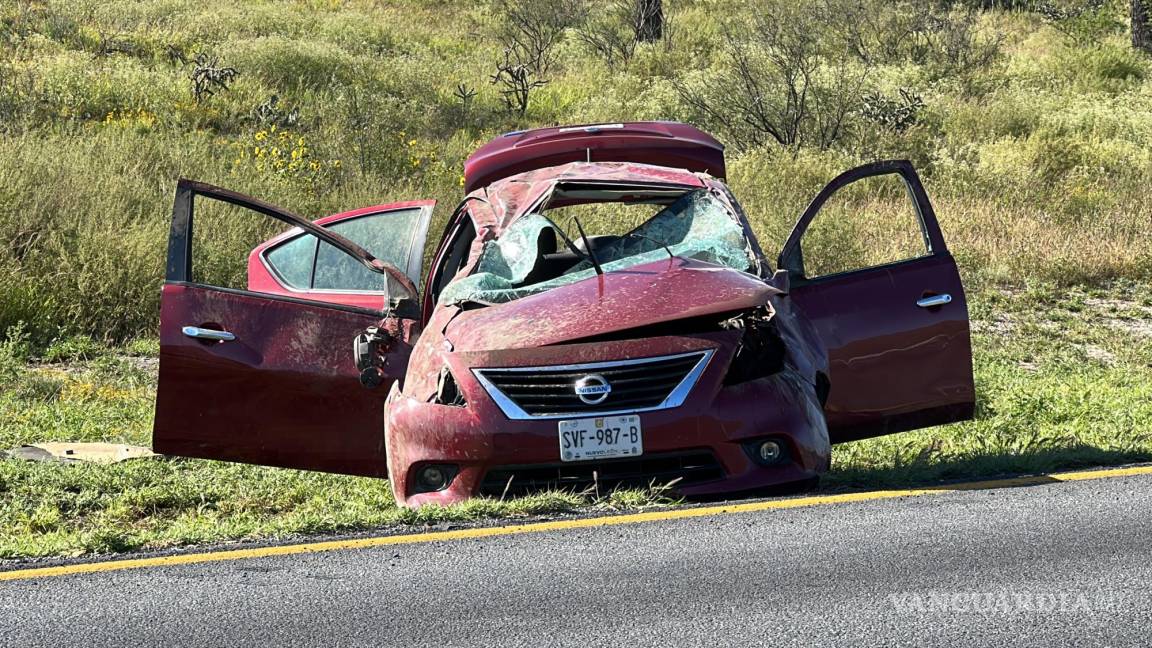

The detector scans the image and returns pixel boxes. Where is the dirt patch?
[971,316,1016,336]
[116,355,159,374]
[1103,318,1152,339]
[1084,345,1117,366]
[1083,297,1152,317]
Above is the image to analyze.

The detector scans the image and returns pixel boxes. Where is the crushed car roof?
[465,160,710,233]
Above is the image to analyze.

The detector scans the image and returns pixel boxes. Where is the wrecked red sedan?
[153,122,974,507]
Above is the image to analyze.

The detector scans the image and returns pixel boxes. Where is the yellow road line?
[3,464,1150,583]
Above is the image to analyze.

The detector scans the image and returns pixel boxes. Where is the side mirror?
[354,326,394,388]
[770,269,790,295]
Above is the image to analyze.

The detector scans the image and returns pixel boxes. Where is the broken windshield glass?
[439,189,755,305]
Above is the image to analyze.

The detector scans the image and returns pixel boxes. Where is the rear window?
[264,233,317,289]
[263,208,424,292]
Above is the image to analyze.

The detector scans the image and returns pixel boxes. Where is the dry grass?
[1,1,1151,343]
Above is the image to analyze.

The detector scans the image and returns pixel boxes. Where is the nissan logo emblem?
[573,374,611,405]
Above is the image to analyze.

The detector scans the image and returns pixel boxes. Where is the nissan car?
[152,121,974,507]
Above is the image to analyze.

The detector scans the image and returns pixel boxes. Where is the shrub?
[492,0,581,76]
[859,88,926,133]
[0,322,32,384]
[673,0,872,151]
[1038,0,1121,46]
[838,0,1003,78]
[186,52,238,104]
[43,335,105,363]
[1074,45,1148,91]
[576,0,640,67]
[490,48,548,116]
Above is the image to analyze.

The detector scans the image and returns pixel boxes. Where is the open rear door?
[779,161,975,443]
[152,180,430,477]
[247,200,435,311]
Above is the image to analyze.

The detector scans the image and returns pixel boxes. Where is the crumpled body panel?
[385,160,833,506]
[388,330,830,508]
[445,258,779,352]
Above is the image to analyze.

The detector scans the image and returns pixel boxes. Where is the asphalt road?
[3,471,1151,648]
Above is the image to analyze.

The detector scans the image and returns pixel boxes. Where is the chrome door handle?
[916,294,952,308]
[182,326,236,342]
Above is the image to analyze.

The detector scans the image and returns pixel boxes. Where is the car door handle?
[182,326,236,342]
[916,294,952,308]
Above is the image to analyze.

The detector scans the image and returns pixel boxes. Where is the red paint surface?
[153,283,415,477]
[464,122,725,193]
[789,255,974,441]
[387,332,829,507]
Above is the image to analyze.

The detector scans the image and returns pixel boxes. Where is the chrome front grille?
[473,350,713,419]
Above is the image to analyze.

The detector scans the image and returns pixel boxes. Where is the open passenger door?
[779,161,975,443]
[152,180,432,476]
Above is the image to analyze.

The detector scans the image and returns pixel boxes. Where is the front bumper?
[386,333,830,507]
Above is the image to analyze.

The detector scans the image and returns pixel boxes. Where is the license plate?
[558,415,643,462]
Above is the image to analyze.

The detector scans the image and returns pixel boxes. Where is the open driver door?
[152,180,432,476]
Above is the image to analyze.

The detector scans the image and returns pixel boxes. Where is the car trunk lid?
[464,122,726,193]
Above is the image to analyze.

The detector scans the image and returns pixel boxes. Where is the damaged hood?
[444,257,777,352]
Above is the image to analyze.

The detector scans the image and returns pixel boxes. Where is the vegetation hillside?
[1,0,1151,342]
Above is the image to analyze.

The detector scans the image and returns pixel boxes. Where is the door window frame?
[166,178,422,320]
[777,160,949,287]
[256,204,434,297]
[421,199,484,322]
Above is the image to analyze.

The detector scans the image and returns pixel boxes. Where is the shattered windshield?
[439,188,756,305]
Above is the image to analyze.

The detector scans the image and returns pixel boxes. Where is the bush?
[492,0,581,76]
[673,0,871,151]
[43,335,105,363]
[0,322,32,384]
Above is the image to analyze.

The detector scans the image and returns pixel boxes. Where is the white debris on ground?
[5,442,158,464]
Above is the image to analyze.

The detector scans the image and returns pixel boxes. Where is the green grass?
[3,284,1150,559]
[2,0,1152,559]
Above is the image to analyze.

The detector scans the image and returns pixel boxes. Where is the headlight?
[722,307,787,385]
[433,366,466,407]
[413,464,458,493]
